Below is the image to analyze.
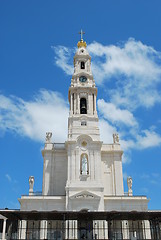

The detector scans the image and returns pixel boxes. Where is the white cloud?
[99,119,116,144]
[0,38,161,164]
[0,90,69,142]
[87,39,161,83]
[5,174,11,182]
[120,128,161,151]
[98,99,137,127]
[97,98,161,154]
[53,39,161,110]
[123,172,128,181]
[88,39,161,110]
[52,46,73,75]
[120,139,135,151]
[136,129,161,149]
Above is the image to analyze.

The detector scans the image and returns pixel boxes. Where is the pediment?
[70,191,100,200]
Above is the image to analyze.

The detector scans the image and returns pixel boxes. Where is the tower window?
[81,121,87,126]
[81,61,85,69]
[80,98,87,114]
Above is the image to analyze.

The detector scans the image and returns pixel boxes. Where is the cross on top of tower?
[79,29,85,41]
[77,29,87,48]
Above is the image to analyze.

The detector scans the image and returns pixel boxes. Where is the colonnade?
[0,218,153,239]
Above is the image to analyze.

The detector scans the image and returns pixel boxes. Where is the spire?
[77,29,87,48]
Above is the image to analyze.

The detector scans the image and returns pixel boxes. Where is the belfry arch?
[80,98,87,114]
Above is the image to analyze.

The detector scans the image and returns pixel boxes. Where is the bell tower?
[66,32,104,211]
[68,31,100,141]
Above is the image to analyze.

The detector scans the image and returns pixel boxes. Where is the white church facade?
[1,34,161,240]
[19,35,148,213]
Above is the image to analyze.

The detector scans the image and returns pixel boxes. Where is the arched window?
[81,61,85,69]
[80,98,87,114]
[80,154,89,175]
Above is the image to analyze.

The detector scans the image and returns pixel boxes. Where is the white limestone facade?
[19,38,149,212]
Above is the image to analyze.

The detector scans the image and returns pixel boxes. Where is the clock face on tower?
[79,76,87,83]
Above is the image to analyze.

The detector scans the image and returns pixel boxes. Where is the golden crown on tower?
[77,29,87,48]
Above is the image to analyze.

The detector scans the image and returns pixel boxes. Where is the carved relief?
[75,194,94,199]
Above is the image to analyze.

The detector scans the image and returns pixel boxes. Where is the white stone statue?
[29,176,34,195]
[46,132,52,143]
[127,176,133,196]
[113,133,119,144]
[81,154,88,175]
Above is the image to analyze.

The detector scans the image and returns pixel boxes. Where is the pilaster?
[2,219,7,240]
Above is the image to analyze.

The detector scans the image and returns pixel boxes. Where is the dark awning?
[0,210,161,221]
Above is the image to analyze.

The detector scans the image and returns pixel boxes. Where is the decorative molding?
[75,194,94,199]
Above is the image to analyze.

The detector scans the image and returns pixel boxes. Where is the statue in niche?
[113,133,119,144]
[81,154,88,175]
[46,132,52,143]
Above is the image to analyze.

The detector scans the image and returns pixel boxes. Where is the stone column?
[71,150,75,181]
[18,220,22,240]
[75,148,79,180]
[92,94,94,114]
[87,93,89,113]
[91,151,95,180]
[93,220,98,239]
[143,220,151,239]
[111,162,115,195]
[94,94,97,115]
[2,219,7,240]
[74,93,76,114]
[42,152,52,195]
[104,220,108,239]
[89,93,93,115]
[77,93,80,114]
[69,220,75,239]
[98,220,105,239]
[40,220,47,239]
[70,93,73,114]
[74,220,77,239]
[113,154,124,195]
[21,220,27,240]
[94,151,99,181]
[122,220,129,239]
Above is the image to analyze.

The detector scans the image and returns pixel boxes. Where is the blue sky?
[0,1,161,210]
